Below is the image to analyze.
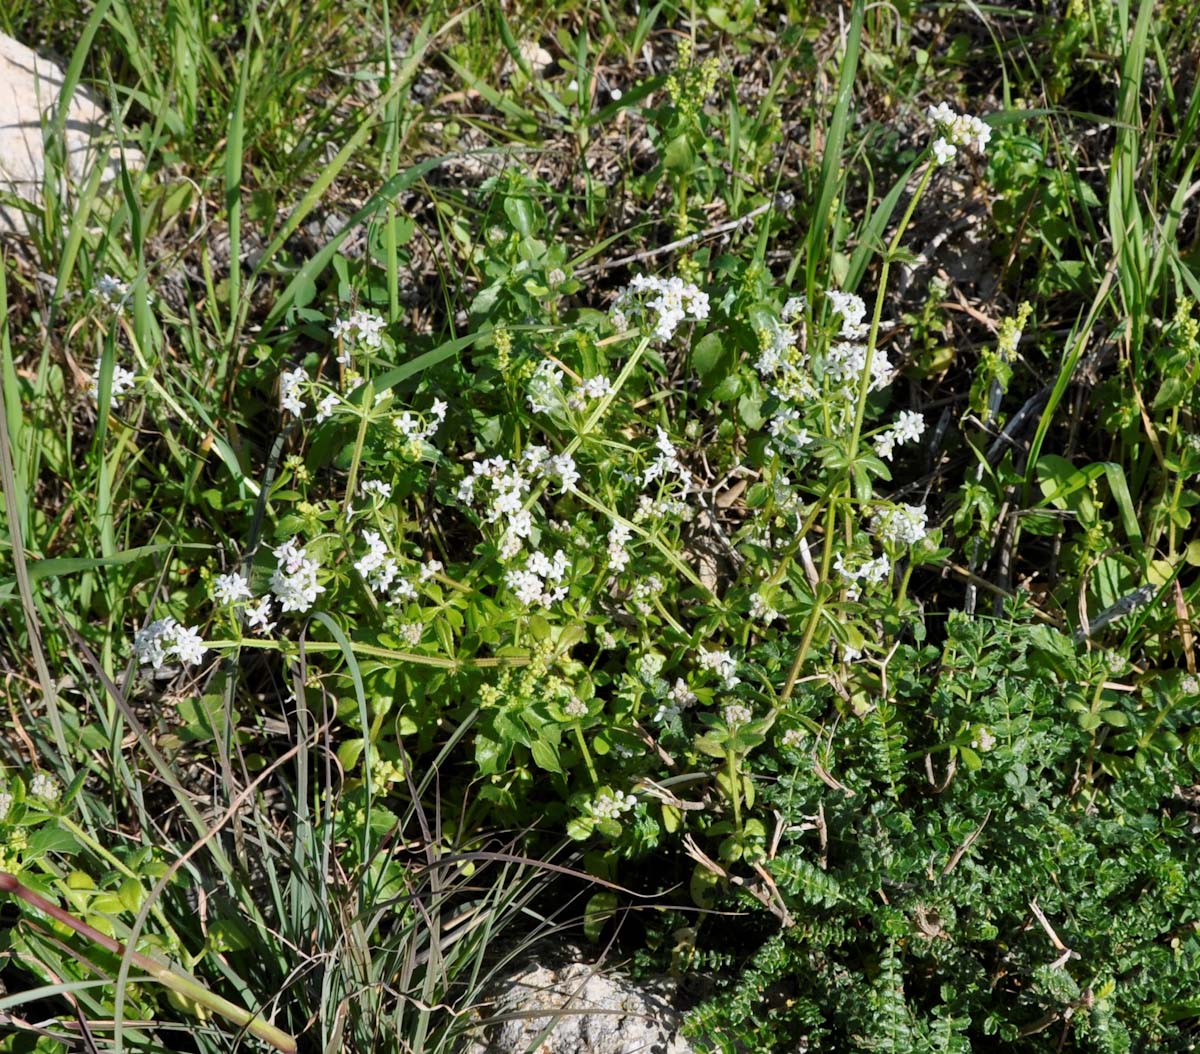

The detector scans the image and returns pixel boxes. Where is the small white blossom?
[872,504,929,548]
[244,597,276,634]
[330,310,387,364]
[1182,674,1199,696]
[781,728,805,749]
[315,392,339,423]
[927,102,991,158]
[612,273,710,342]
[29,773,60,803]
[607,520,633,572]
[280,367,308,418]
[972,727,997,752]
[361,479,392,501]
[588,789,637,821]
[419,558,443,582]
[132,617,208,669]
[93,273,129,308]
[88,361,137,404]
[563,697,589,719]
[874,410,926,461]
[212,572,252,606]
[271,537,325,612]
[826,290,868,339]
[931,137,957,166]
[781,295,808,321]
[0,791,12,820]
[398,622,423,646]
[697,648,740,690]
[749,593,780,625]
[723,703,753,728]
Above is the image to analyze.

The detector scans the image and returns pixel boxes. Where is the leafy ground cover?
[1,0,1200,1051]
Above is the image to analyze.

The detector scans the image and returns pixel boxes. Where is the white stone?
[0,34,139,236]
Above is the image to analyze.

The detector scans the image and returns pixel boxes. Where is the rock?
[465,960,694,1054]
[0,33,138,237]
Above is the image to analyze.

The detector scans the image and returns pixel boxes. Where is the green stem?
[726,750,742,831]
[574,723,599,785]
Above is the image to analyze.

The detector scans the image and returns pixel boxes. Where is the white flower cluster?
[652,677,697,724]
[567,374,613,411]
[588,789,637,821]
[271,537,325,612]
[457,448,578,560]
[630,575,662,616]
[871,503,929,548]
[361,479,392,501]
[94,274,129,308]
[505,549,569,607]
[330,310,386,365]
[834,552,891,599]
[394,398,447,444]
[824,339,892,393]
[927,102,991,166]
[874,410,926,461]
[88,361,137,404]
[607,520,633,572]
[1182,674,1199,697]
[133,617,208,669]
[826,291,869,340]
[281,367,307,418]
[724,703,753,728]
[781,728,805,749]
[398,622,423,645]
[749,593,780,625]
[697,648,740,689]
[29,773,60,802]
[563,696,589,719]
[354,530,417,602]
[0,790,11,820]
[611,273,710,342]
[244,597,276,633]
[212,572,252,605]
[644,427,693,496]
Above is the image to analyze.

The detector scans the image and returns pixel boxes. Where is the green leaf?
[530,737,562,774]
[692,331,726,381]
[584,892,618,942]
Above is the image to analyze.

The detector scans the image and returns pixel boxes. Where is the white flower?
[398,622,423,646]
[1182,674,1199,696]
[781,295,807,321]
[280,367,307,418]
[271,537,325,612]
[315,392,339,423]
[927,103,991,159]
[88,361,137,404]
[607,520,633,572]
[697,648,740,689]
[568,374,613,410]
[244,597,276,634]
[29,773,60,802]
[826,290,868,339]
[723,703,753,728]
[669,678,697,709]
[749,593,780,624]
[527,359,566,415]
[506,549,569,607]
[932,137,957,166]
[212,572,252,605]
[361,479,392,501]
[972,727,997,752]
[588,790,637,820]
[93,273,129,307]
[132,617,208,669]
[781,728,805,749]
[612,273,709,342]
[330,310,387,364]
[563,697,588,720]
[0,791,12,820]
[874,411,925,461]
[419,558,443,582]
[872,504,929,548]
